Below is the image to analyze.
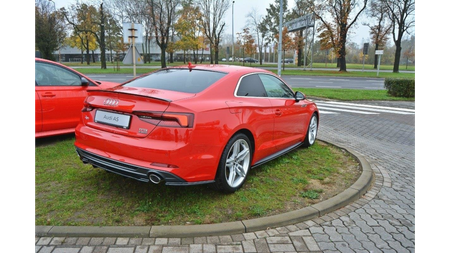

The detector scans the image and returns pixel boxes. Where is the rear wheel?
[213,133,252,193]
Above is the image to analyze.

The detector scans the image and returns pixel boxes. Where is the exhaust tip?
[149,173,162,184]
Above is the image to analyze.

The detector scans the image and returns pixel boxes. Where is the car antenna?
[188,62,196,72]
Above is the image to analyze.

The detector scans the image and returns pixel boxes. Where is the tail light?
[81,100,94,112]
[135,111,194,128]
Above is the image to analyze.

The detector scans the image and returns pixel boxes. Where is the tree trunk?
[86,39,90,65]
[100,3,106,69]
[338,30,347,72]
[393,41,402,73]
[160,47,167,68]
[214,44,219,64]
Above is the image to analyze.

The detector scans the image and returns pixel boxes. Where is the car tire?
[213,133,252,193]
[303,113,318,148]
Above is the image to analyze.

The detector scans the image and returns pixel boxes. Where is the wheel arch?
[214,128,255,175]
[233,128,255,155]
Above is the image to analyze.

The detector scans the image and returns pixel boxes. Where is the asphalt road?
[89,74,386,90]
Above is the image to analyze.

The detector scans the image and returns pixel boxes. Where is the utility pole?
[129,23,137,78]
[277,0,283,76]
[232,1,235,62]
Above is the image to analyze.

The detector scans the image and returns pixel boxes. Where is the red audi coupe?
[74,64,319,192]
[35,58,119,138]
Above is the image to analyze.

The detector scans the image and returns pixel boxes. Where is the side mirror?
[294,91,305,102]
[81,77,89,86]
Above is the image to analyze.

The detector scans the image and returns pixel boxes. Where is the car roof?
[167,64,272,76]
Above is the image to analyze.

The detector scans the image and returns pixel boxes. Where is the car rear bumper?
[74,123,222,185]
[75,147,214,186]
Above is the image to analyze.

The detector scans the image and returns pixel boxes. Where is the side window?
[259,74,294,98]
[236,74,267,97]
[35,62,82,86]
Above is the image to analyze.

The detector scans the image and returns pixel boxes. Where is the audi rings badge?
[104,98,119,107]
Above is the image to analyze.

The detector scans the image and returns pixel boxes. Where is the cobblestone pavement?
[35,100,415,253]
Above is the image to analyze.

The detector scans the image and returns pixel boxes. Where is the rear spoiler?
[87,89,172,103]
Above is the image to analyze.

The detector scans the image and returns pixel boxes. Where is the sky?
[51,0,372,46]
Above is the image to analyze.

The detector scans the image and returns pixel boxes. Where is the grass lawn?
[35,135,361,226]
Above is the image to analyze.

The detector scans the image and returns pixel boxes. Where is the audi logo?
[104,98,119,106]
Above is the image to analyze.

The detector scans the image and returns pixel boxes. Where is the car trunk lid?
[83,87,195,137]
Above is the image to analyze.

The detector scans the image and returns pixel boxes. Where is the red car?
[35,58,119,138]
[74,64,319,192]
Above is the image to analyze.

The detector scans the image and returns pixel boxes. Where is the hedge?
[384,78,415,98]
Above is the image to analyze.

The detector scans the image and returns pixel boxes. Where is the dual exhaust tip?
[149,173,163,184]
[81,155,163,185]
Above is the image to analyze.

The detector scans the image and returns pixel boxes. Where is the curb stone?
[35,138,373,238]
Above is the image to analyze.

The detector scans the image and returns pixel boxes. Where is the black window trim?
[234,72,296,100]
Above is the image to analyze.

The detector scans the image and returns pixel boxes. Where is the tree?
[63,3,96,65]
[174,0,203,63]
[236,28,256,65]
[381,0,415,73]
[365,0,391,69]
[105,0,153,63]
[260,0,289,62]
[35,0,66,61]
[62,2,112,69]
[198,0,230,64]
[402,35,414,69]
[148,0,181,68]
[275,27,296,70]
[246,8,264,65]
[307,0,368,72]
[291,0,311,67]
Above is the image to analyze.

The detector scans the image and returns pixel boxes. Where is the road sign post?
[375,50,384,77]
[362,43,369,72]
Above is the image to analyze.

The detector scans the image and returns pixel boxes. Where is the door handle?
[275,109,282,116]
[42,92,56,98]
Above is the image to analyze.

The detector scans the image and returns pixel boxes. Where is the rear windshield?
[124,68,227,93]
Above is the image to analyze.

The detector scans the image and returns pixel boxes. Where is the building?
[52,41,211,63]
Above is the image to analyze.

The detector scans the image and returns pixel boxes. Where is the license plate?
[95,110,131,129]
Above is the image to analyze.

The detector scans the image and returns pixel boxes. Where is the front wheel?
[303,113,318,148]
[213,133,252,193]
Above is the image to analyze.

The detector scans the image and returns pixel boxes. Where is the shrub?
[384,78,415,98]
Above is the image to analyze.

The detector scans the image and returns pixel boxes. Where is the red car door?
[258,74,309,151]
[233,74,276,163]
[35,61,91,133]
[35,91,43,133]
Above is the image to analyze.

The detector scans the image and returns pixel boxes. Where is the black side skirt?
[251,142,303,169]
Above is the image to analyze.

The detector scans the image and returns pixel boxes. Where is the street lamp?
[232,0,235,62]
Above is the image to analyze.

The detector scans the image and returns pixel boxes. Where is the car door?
[35,61,91,133]
[35,91,43,133]
[258,74,310,151]
[234,73,275,163]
